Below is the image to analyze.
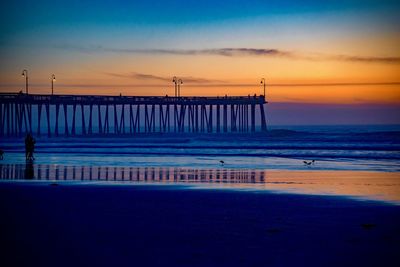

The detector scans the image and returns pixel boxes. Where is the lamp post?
[51,74,56,95]
[260,78,266,99]
[178,79,183,97]
[21,69,28,94]
[172,76,178,97]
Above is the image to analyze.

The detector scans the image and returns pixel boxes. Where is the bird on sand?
[303,160,315,166]
[219,160,225,166]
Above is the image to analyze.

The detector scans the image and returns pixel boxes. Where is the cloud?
[55,44,400,64]
[104,72,224,84]
[105,72,170,82]
[55,44,296,58]
[325,54,400,63]
[136,48,295,58]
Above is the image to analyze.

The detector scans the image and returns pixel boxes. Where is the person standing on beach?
[29,135,36,160]
[25,134,36,160]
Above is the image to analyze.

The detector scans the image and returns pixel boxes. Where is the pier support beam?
[251,104,256,132]
[37,104,42,136]
[46,104,51,137]
[260,103,267,132]
[88,104,93,134]
[63,104,69,136]
[98,105,102,134]
[55,104,60,136]
[216,105,220,133]
[71,104,76,135]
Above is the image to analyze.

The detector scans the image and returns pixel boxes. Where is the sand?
[1,182,399,267]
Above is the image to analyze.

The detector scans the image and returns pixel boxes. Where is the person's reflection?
[24,160,34,180]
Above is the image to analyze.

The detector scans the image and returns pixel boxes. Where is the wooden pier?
[0,93,267,136]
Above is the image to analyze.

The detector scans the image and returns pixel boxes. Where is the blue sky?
[1,0,399,34]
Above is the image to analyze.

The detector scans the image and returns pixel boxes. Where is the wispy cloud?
[104,72,224,83]
[105,72,170,82]
[55,44,400,64]
[324,54,400,63]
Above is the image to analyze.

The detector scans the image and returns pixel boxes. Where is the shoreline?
[1,164,399,204]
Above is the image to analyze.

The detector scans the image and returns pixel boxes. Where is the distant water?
[1,125,399,172]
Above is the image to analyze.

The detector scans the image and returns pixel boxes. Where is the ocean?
[1,124,399,203]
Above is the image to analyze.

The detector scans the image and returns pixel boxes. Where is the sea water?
[1,125,399,203]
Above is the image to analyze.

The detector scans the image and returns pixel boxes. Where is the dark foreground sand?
[1,182,399,267]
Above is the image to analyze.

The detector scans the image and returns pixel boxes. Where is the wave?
[2,149,399,160]
[1,144,399,152]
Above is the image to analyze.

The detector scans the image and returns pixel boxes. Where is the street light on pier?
[260,78,266,99]
[172,76,178,97]
[51,74,56,95]
[21,69,28,94]
[178,79,183,97]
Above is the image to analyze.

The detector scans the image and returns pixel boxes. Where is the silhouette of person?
[24,134,30,160]
[25,133,36,160]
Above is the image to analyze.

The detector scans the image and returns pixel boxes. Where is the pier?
[0,93,267,137]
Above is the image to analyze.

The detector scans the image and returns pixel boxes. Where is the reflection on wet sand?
[0,163,399,204]
[24,161,34,180]
[0,164,266,183]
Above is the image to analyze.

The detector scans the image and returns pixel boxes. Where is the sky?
[0,0,399,124]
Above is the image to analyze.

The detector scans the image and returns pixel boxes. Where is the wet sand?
[1,182,399,267]
[2,162,400,203]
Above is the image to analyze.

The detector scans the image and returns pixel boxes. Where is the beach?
[1,182,399,267]
[1,126,400,266]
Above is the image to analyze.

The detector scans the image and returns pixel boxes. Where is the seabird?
[303,160,315,166]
